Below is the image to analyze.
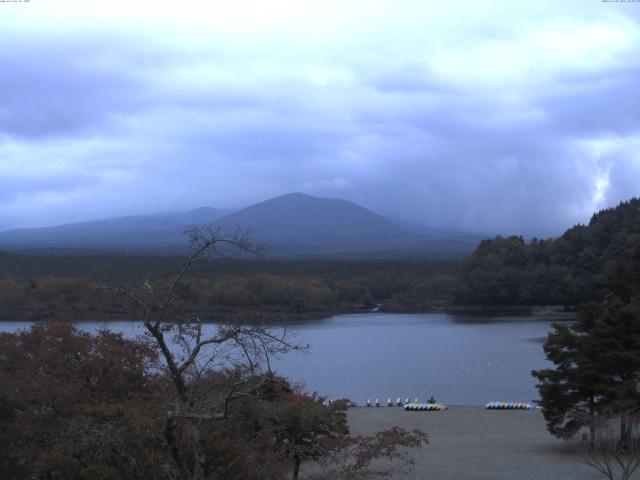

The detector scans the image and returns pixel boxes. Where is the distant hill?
[454,197,640,306]
[0,193,480,258]
[0,207,224,251]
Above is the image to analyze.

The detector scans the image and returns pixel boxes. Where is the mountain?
[175,207,223,225]
[0,194,480,257]
[209,193,480,257]
[212,193,411,254]
[0,207,224,251]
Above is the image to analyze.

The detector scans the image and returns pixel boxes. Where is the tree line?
[455,198,640,307]
[3,198,640,323]
[0,255,457,321]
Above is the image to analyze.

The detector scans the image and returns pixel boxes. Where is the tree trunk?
[191,418,207,480]
[589,397,596,448]
[164,416,190,480]
[620,415,631,449]
[292,453,301,480]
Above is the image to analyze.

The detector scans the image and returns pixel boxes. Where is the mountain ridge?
[0,193,481,258]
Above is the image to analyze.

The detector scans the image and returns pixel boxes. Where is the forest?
[455,198,640,306]
[0,254,457,321]
[1,198,640,322]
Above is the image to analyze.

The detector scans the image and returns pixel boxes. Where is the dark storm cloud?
[546,79,640,137]
[1,1,640,235]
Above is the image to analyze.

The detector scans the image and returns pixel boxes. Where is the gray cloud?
[0,35,149,137]
[1,1,640,236]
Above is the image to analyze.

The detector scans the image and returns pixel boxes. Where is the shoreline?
[0,304,577,323]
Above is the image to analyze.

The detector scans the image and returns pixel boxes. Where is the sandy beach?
[347,406,604,480]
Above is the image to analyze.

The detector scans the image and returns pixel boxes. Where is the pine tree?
[532,321,604,443]
[532,296,640,444]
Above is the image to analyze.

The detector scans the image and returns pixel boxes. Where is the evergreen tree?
[532,321,604,442]
[533,296,640,444]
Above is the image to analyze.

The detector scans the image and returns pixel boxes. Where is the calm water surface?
[0,313,568,405]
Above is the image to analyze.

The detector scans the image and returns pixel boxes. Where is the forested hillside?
[0,254,457,321]
[455,198,640,306]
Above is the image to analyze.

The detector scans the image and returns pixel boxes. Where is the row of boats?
[366,398,431,407]
[404,402,448,411]
[485,401,535,410]
[361,398,536,411]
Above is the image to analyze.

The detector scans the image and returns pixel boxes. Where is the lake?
[0,312,568,405]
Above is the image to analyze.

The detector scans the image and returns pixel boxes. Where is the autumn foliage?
[0,324,426,480]
[0,323,166,479]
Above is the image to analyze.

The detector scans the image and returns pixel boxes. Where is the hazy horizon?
[0,191,490,236]
[0,190,633,239]
[2,0,640,237]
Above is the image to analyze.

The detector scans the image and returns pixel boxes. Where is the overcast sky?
[1,0,639,236]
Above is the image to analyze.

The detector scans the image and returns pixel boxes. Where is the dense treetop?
[454,198,640,306]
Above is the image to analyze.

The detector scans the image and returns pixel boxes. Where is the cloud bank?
[1,0,640,236]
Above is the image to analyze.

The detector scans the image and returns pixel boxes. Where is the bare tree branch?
[96,225,301,480]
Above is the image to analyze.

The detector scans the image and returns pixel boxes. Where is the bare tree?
[582,414,640,480]
[99,226,302,480]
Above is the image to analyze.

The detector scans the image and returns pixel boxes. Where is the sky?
[1,0,640,237]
